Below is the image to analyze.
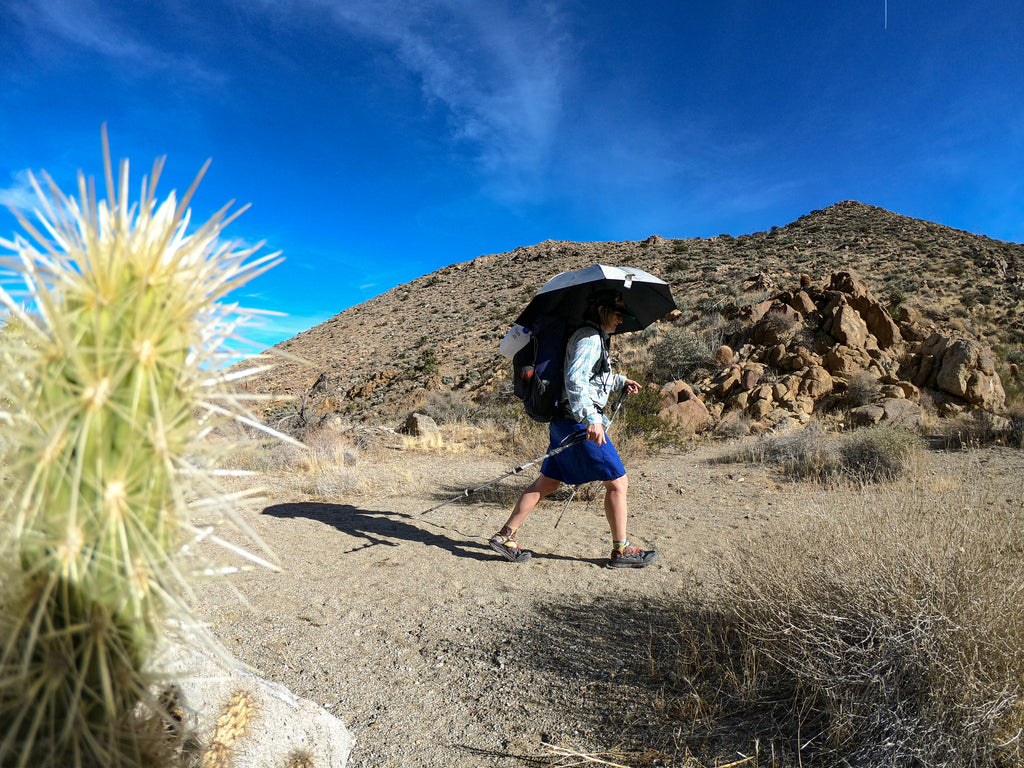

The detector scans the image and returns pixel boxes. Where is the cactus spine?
[0,129,281,767]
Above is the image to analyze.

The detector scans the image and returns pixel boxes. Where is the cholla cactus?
[0,130,286,767]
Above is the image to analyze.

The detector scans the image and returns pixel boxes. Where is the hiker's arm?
[609,373,638,393]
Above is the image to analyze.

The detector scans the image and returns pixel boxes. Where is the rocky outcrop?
[677,271,1006,435]
[910,334,1005,410]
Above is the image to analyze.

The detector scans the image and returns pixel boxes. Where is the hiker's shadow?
[263,502,596,565]
[263,502,490,561]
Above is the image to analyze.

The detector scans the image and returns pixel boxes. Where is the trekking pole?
[421,388,632,517]
[420,431,588,515]
[553,388,629,529]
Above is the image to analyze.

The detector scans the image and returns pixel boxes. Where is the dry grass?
[715,422,924,484]
[658,457,1024,767]
[934,403,1024,451]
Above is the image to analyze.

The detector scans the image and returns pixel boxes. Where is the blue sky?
[1,0,1022,347]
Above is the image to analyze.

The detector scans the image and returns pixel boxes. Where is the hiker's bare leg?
[503,474,561,531]
[603,474,629,541]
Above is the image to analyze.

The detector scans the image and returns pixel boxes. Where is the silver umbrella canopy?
[514,264,676,335]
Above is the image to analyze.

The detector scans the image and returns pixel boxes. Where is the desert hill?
[240,200,1024,429]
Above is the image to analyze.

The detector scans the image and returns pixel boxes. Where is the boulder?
[965,371,1006,410]
[740,363,765,391]
[151,626,355,768]
[851,298,902,348]
[790,290,817,315]
[848,404,885,427]
[784,346,822,371]
[828,300,869,348]
[848,398,924,429]
[659,398,712,435]
[751,304,803,345]
[792,395,815,415]
[878,384,906,400]
[825,271,902,348]
[800,365,834,399]
[915,334,1005,409]
[404,412,440,436]
[712,366,742,398]
[828,270,871,299]
[880,398,925,429]
[824,345,872,376]
[747,298,775,324]
[779,374,803,399]
[660,380,697,408]
[896,380,921,402]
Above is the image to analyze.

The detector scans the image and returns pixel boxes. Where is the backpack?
[508,319,612,423]
[510,314,571,423]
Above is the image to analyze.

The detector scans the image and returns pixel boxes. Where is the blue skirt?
[540,418,626,485]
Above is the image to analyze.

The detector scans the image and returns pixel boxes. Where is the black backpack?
[512,314,571,423]
[511,320,611,423]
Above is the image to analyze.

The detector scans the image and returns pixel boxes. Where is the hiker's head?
[588,290,633,333]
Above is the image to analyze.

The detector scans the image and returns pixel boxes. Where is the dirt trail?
[192,442,1024,767]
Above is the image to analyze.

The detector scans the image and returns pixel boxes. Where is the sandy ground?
[190,440,1024,767]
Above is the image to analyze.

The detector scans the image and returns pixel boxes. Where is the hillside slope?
[240,201,1024,427]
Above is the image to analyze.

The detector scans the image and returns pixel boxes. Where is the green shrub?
[614,382,680,449]
[887,286,906,311]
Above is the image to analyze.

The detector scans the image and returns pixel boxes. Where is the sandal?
[609,544,658,568]
[489,528,532,563]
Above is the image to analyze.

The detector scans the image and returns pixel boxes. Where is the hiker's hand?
[587,422,607,446]
[624,379,640,395]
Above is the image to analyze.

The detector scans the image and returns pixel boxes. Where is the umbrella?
[515,264,676,335]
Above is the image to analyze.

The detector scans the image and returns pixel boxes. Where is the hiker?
[490,291,659,568]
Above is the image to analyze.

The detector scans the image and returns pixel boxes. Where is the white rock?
[150,623,354,768]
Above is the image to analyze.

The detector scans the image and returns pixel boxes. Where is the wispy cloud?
[298,0,572,203]
[10,0,222,84]
[12,0,151,60]
[238,309,336,349]
[0,170,40,213]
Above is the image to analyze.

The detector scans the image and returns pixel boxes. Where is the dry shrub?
[844,370,881,407]
[936,407,1024,450]
[649,323,725,381]
[667,461,1024,767]
[839,424,924,483]
[245,426,367,500]
[412,390,478,424]
[721,422,922,483]
[714,410,752,438]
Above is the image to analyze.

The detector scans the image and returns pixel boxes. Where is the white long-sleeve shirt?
[562,324,626,427]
